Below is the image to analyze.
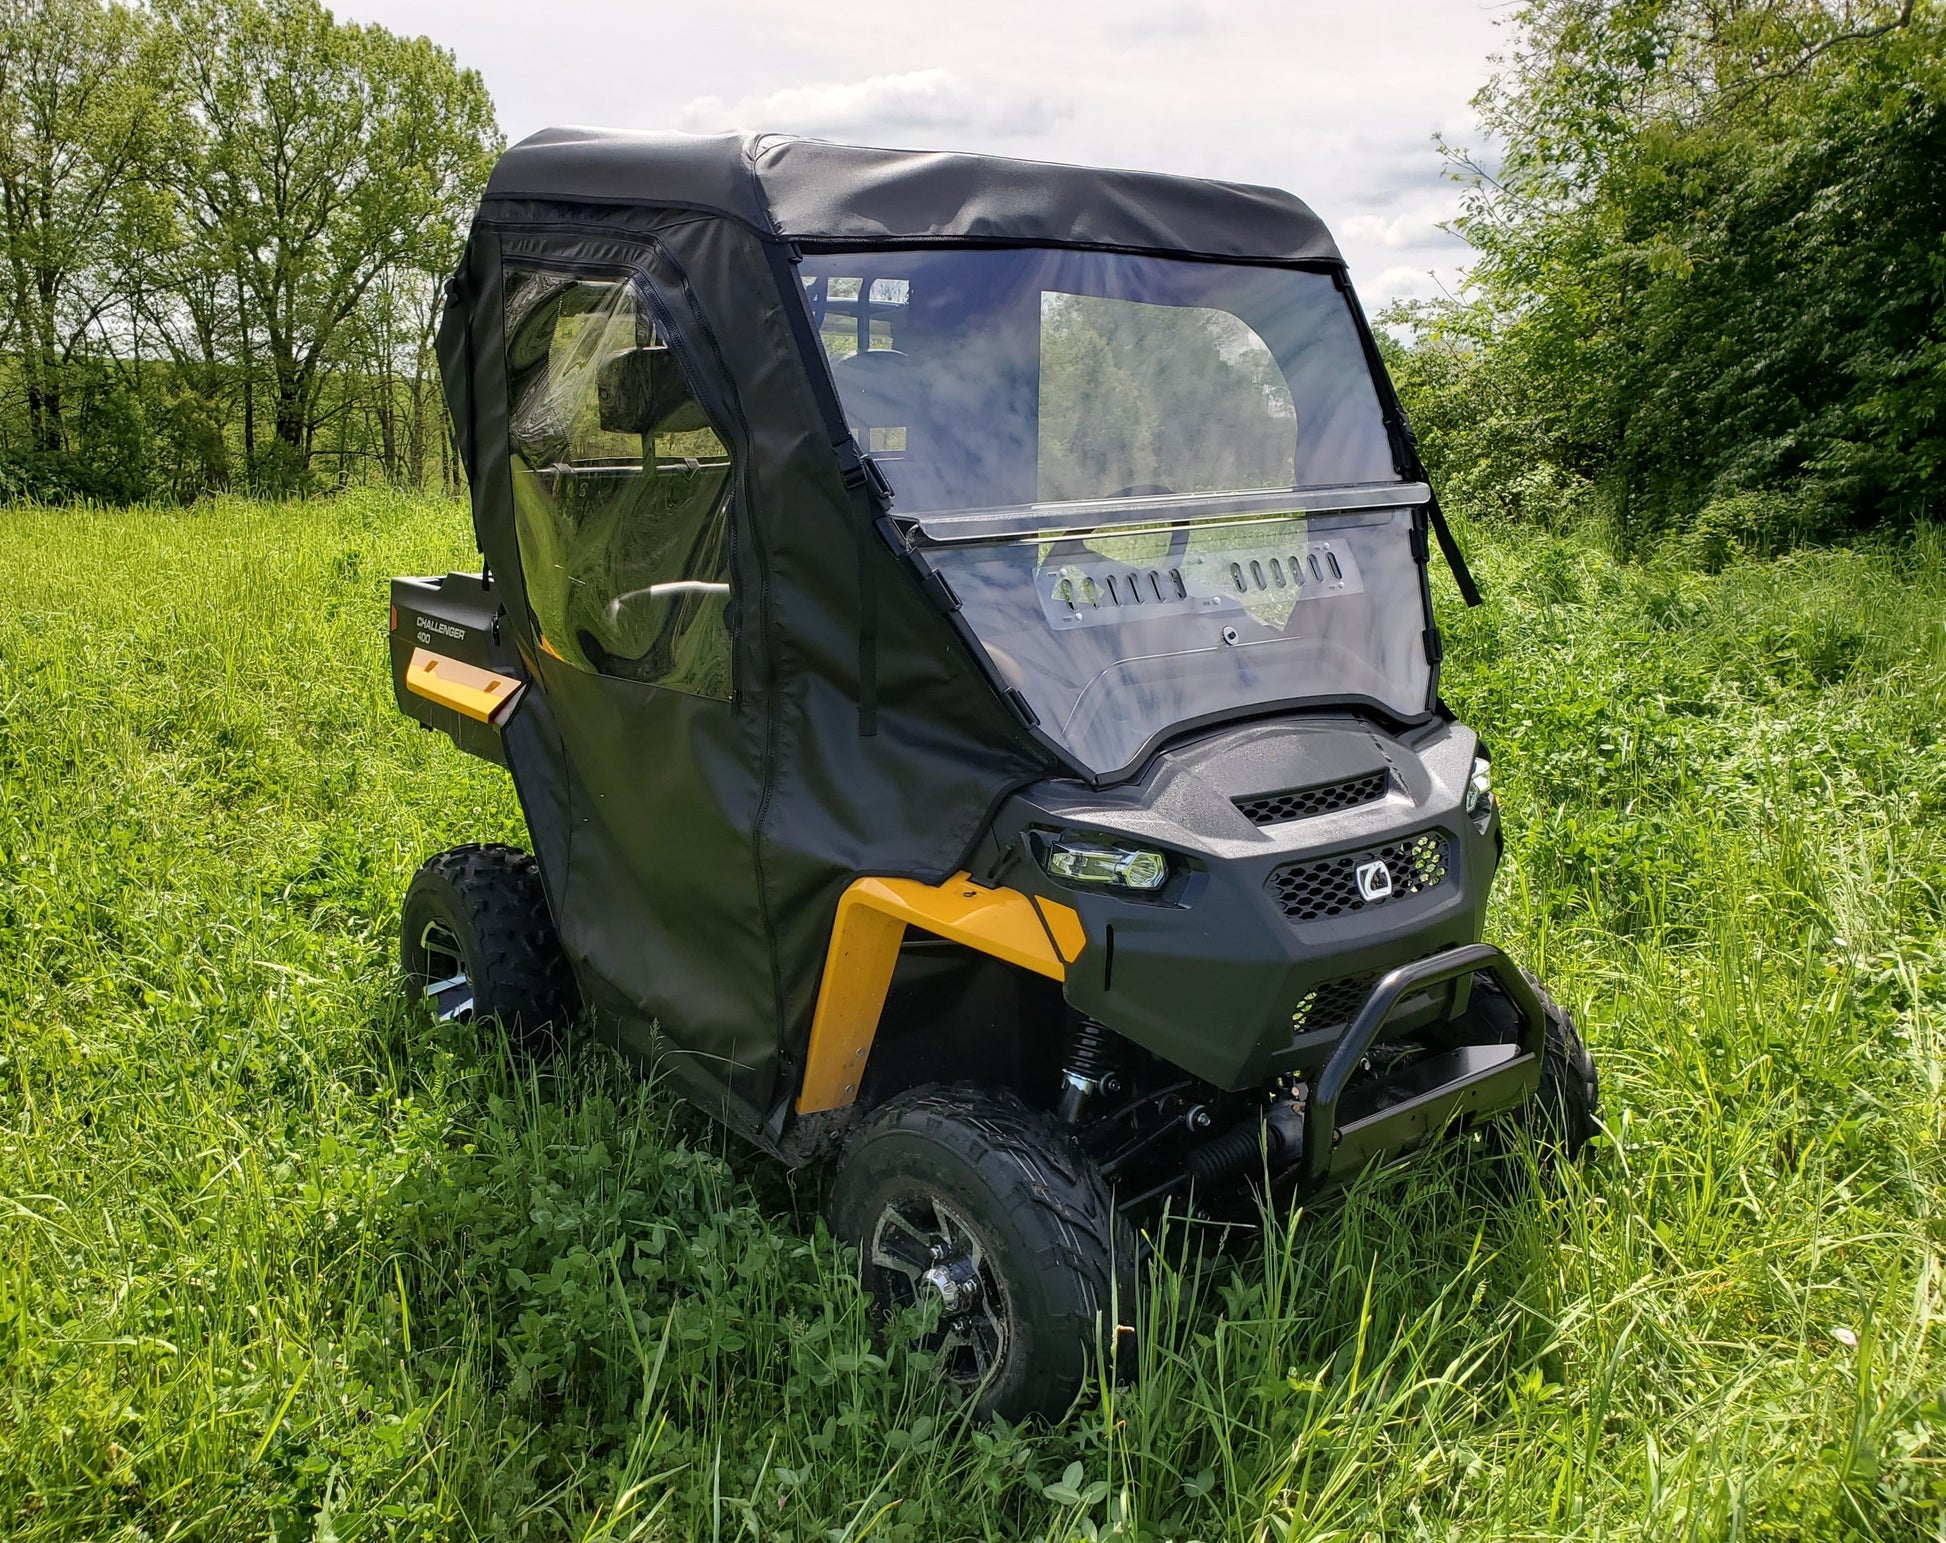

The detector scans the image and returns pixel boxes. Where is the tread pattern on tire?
[1467,967,1600,1160]
[403,842,577,1039]
[831,1084,1133,1419]
[1524,971,1601,1157]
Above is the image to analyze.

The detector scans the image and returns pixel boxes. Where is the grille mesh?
[1235,770,1389,827]
[1267,831,1451,923]
[1291,972,1376,1034]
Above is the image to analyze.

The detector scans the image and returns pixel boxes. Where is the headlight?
[1464,755,1494,816]
[1042,838,1169,891]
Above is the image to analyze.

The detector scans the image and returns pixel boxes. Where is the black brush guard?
[1299,943,1543,1189]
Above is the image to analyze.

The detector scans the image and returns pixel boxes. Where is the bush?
[1678,486,1833,571]
[155,389,232,501]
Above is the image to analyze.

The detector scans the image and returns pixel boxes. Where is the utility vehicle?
[392,128,1600,1421]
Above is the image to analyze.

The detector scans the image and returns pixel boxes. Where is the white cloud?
[675,69,1070,142]
[1369,263,1457,302]
[337,0,1504,308]
[1111,1,1210,39]
[1338,201,1456,251]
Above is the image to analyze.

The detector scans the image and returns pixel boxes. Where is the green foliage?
[0,0,497,503]
[153,383,232,501]
[0,374,154,503]
[1,496,1942,1537]
[156,0,499,463]
[0,0,168,454]
[1392,0,1946,542]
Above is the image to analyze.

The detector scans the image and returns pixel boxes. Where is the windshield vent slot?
[1267,831,1450,923]
[1236,771,1389,827]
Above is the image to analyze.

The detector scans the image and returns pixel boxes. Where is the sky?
[340,0,1510,311]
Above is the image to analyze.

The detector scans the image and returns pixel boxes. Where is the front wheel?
[828,1086,1134,1422]
[1474,968,1600,1160]
[1528,975,1600,1158]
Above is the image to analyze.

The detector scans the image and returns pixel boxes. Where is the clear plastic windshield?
[800,247,1403,513]
[799,248,1430,774]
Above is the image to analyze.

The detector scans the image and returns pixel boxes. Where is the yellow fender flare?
[795,873,1086,1114]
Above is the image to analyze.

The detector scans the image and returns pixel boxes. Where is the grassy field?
[0,492,1941,1541]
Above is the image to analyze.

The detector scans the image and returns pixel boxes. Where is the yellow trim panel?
[796,874,1086,1115]
[405,647,525,725]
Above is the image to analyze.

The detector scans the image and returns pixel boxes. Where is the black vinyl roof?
[485,128,1344,265]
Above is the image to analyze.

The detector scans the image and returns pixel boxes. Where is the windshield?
[799,248,1431,776]
[801,247,1401,513]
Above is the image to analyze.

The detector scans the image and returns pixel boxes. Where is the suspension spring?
[1057,1019,1119,1123]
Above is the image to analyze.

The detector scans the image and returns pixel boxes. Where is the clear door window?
[503,268,735,699]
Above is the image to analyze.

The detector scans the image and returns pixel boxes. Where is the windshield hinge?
[1423,627,1445,666]
[1409,524,1430,564]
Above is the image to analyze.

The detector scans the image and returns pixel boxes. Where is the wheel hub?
[920,1249,984,1316]
[868,1197,1007,1388]
[417,920,476,1022]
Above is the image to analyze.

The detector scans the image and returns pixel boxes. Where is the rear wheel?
[400,843,577,1047]
[829,1085,1133,1422]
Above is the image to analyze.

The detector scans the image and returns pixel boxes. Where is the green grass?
[0,492,1941,1540]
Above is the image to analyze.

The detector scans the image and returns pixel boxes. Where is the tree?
[1402,0,1945,541]
[0,0,167,453]
[159,0,497,483]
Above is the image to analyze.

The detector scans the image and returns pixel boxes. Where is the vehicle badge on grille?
[1355,859,1394,901]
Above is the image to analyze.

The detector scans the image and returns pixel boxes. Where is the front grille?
[1267,831,1451,923]
[1235,770,1389,827]
[1291,972,1375,1033]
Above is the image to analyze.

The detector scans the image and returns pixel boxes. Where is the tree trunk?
[240,307,256,463]
[377,371,398,483]
[28,285,66,453]
[274,371,308,457]
[405,373,427,489]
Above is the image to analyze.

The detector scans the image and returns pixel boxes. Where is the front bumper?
[1298,943,1541,1189]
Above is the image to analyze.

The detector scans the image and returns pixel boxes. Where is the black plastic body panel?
[389,572,520,766]
[990,714,1499,1092]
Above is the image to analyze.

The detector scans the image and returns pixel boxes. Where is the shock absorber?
[1056,1018,1120,1123]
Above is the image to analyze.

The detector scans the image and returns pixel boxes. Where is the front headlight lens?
[1043,839,1169,891]
[1464,755,1494,815]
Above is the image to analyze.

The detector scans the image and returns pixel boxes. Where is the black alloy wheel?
[829,1085,1134,1423]
[865,1193,1011,1389]
[399,843,578,1047]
